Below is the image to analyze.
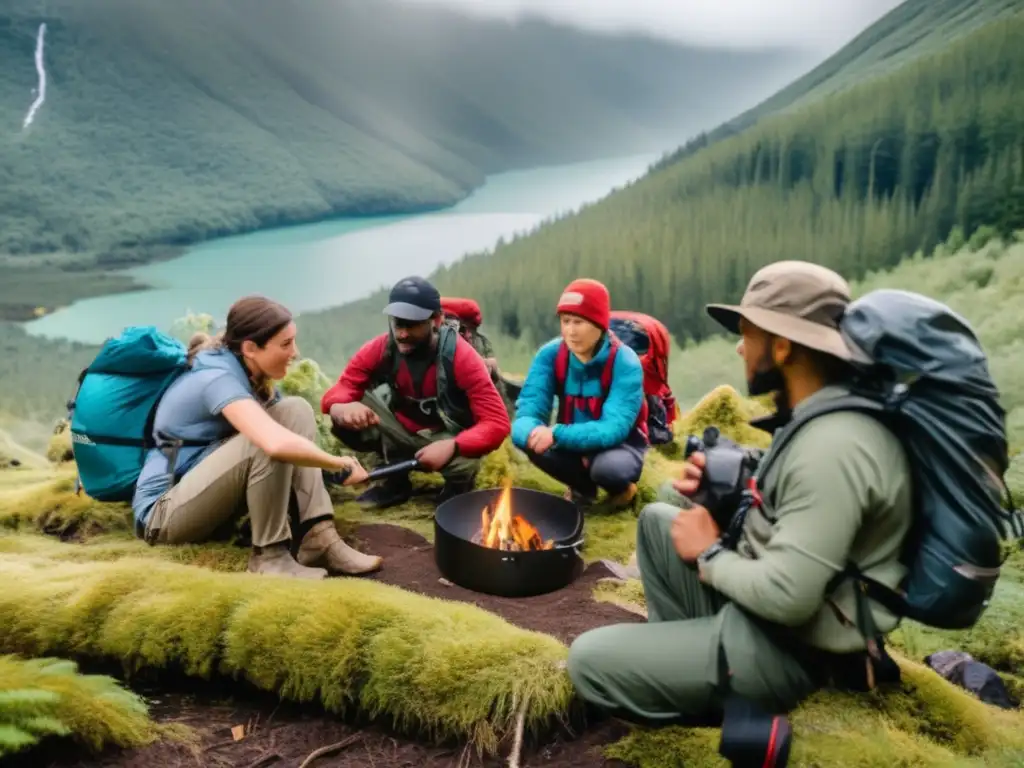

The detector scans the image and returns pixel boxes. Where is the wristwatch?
[697,540,725,567]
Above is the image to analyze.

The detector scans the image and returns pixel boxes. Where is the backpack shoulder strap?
[436,324,458,397]
[755,392,885,487]
[554,342,570,390]
[553,342,571,423]
[600,336,619,395]
[753,390,896,659]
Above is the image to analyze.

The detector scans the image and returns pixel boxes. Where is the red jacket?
[320,333,511,458]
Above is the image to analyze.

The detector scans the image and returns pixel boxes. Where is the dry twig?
[297,734,364,768]
[507,701,527,768]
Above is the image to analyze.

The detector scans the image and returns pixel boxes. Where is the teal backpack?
[67,326,202,502]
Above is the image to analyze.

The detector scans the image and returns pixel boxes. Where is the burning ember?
[472,482,555,552]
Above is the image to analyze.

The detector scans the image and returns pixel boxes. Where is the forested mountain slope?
[382,7,1024,347]
[649,0,1024,171]
[0,0,804,266]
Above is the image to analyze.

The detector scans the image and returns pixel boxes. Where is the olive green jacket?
[700,385,914,653]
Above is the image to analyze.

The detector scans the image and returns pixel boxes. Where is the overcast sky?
[398,0,906,53]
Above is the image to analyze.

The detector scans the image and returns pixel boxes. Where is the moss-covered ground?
[0,384,1022,765]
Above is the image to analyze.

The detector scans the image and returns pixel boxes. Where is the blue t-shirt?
[131,348,258,528]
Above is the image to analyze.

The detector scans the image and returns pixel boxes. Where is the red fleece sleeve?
[451,336,511,457]
[320,335,387,414]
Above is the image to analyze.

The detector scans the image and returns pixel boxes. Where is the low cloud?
[397,0,905,52]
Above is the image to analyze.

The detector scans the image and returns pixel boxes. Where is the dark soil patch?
[14,683,633,768]
[11,523,645,767]
[354,523,646,645]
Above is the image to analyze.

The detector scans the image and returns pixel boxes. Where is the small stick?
[507,703,527,768]
[297,734,363,768]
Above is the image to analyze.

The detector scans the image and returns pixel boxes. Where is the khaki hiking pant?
[566,493,819,725]
[144,397,335,548]
[331,387,479,484]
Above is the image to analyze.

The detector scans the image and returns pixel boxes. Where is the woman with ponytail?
[132,296,382,580]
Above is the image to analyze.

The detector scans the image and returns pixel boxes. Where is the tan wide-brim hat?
[705,260,871,364]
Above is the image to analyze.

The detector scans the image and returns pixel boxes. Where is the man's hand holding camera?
[670,450,722,565]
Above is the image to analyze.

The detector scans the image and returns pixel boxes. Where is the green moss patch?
[606,657,1024,767]
[0,469,131,538]
[0,549,573,755]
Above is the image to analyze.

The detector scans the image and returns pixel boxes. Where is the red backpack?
[553,335,650,442]
[608,311,679,444]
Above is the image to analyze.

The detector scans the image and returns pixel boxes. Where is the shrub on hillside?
[674,385,773,450]
[45,420,73,465]
[168,312,217,344]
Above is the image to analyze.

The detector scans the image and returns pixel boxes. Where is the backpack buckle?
[883,382,912,411]
[415,397,438,417]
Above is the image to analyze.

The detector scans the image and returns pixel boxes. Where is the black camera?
[683,426,764,532]
[719,695,792,768]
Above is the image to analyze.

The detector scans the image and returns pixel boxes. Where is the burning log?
[474,482,555,552]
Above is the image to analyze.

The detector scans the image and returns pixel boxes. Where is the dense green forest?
[0,0,804,270]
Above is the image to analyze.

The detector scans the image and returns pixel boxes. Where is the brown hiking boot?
[607,483,638,509]
[247,544,327,580]
[297,520,383,576]
[563,487,596,507]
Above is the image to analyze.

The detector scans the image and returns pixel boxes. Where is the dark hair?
[188,296,293,400]
[799,344,857,385]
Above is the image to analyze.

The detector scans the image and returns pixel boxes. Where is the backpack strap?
[754,392,887,486]
[554,341,571,423]
[754,391,895,660]
[434,323,471,433]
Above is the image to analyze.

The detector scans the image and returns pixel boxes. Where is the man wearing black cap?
[321,276,511,507]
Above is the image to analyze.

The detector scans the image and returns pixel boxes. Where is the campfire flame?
[474,481,554,552]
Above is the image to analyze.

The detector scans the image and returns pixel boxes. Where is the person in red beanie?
[511,278,648,508]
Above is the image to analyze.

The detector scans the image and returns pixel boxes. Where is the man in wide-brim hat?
[564,260,913,735]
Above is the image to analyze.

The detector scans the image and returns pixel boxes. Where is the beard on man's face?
[746,348,796,432]
[395,325,436,358]
[746,346,785,398]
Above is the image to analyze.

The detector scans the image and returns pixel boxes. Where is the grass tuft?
[0,469,131,538]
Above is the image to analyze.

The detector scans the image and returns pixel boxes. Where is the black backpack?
[755,289,1022,636]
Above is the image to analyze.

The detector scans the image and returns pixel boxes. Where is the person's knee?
[566,628,616,696]
[655,479,693,508]
[330,422,380,454]
[637,502,678,545]
[590,452,641,491]
[443,456,480,483]
[269,396,318,438]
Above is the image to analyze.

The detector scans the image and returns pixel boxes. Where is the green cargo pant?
[332,387,479,484]
[566,494,819,725]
